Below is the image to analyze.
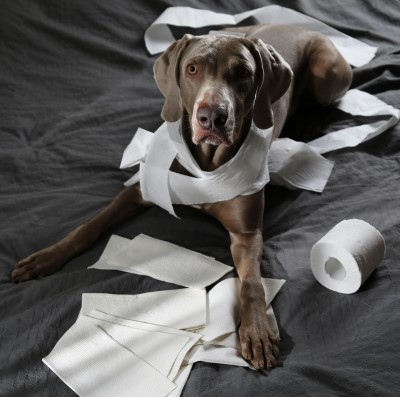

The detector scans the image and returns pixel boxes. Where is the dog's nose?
[196,106,228,130]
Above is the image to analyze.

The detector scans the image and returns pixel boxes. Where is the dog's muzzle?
[193,105,232,146]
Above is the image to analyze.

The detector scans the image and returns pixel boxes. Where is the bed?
[1,0,399,396]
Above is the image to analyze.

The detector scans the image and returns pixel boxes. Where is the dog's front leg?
[203,190,279,369]
[230,230,279,370]
[11,184,151,283]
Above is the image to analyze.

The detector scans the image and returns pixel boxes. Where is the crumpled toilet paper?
[310,219,386,294]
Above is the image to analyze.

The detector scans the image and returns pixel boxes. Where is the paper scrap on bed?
[80,288,207,330]
[44,236,285,397]
[89,234,233,289]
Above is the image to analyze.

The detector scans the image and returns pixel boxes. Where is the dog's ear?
[250,39,293,129]
[153,34,194,122]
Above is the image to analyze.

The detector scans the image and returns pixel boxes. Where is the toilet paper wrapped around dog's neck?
[129,5,400,217]
[121,89,399,218]
[121,121,273,217]
[310,219,386,294]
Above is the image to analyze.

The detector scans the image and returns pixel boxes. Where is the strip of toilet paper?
[80,287,207,330]
[122,121,272,217]
[126,6,398,216]
[310,219,386,294]
[144,5,377,67]
[121,90,399,217]
[307,89,400,155]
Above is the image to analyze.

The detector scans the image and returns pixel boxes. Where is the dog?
[11,25,352,369]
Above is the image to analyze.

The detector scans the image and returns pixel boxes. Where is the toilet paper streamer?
[120,6,399,217]
[144,5,377,67]
[310,219,385,294]
[122,121,272,218]
[121,89,398,217]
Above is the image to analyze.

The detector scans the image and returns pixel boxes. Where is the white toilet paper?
[144,5,377,67]
[121,89,399,216]
[310,219,385,294]
[89,234,232,289]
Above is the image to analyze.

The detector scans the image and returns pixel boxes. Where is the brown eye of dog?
[238,66,249,77]
[187,64,197,75]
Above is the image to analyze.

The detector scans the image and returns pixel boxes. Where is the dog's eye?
[187,64,198,75]
[238,66,250,78]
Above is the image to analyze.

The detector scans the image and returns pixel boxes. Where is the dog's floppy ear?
[153,34,194,122]
[250,39,293,129]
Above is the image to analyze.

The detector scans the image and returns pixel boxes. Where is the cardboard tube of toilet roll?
[310,219,385,294]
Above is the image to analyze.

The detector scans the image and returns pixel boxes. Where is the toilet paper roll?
[310,219,385,294]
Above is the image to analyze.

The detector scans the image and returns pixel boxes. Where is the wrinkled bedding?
[1,1,399,396]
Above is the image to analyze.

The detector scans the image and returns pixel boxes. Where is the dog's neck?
[181,112,252,172]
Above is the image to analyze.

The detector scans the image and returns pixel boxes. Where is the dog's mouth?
[192,129,233,146]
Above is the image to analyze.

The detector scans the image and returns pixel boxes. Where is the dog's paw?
[238,302,279,370]
[11,245,66,283]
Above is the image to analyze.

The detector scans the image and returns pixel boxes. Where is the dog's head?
[154,34,293,147]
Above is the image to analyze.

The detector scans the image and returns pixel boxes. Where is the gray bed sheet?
[1,1,399,396]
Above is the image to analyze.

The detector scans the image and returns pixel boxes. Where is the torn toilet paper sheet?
[83,312,201,381]
[89,234,232,289]
[43,311,200,397]
[121,90,398,215]
[45,275,285,397]
[81,288,206,330]
[144,5,377,67]
[202,277,285,342]
[43,317,177,397]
